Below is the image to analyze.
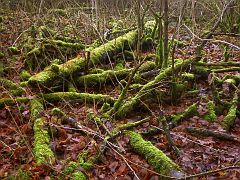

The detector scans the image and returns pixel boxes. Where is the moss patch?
[222,93,238,131]
[203,101,217,122]
[0,97,29,109]
[170,103,198,126]
[0,78,25,96]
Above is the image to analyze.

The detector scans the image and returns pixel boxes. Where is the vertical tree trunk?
[163,0,169,68]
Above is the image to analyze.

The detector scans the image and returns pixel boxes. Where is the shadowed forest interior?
[0,0,240,179]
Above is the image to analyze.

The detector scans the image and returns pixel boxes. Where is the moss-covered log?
[114,59,193,118]
[28,22,155,89]
[40,92,115,105]
[0,97,29,109]
[75,61,156,88]
[192,65,240,78]
[0,92,115,109]
[195,61,240,67]
[30,99,54,164]
[0,78,25,96]
[126,131,183,177]
[186,127,240,143]
[222,92,238,131]
[28,32,137,88]
[76,68,131,88]
[169,103,198,128]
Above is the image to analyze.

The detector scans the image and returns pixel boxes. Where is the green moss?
[0,97,29,109]
[30,99,44,120]
[51,107,66,117]
[20,70,31,81]
[129,83,143,90]
[223,78,236,85]
[170,82,185,103]
[30,99,54,164]
[114,62,124,70]
[116,59,193,118]
[9,168,32,180]
[126,131,180,175]
[28,21,155,88]
[20,81,28,87]
[222,93,238,131]
[138,61,156,72]
[0,61,4,76]
[52,59,62,65]
[41,92,115,105]
[76,69,130,87]
[68,82,77,92]
[0,78,25,96]
[64,160,88,179]
[52,40,84,49]
[8,46,19,54]
[118,117,149,130]
[64,161,79,174]
[171,103,198,126]
[0,52,4,58]
[72,172,87,180]
[50,64,60,73]
[39,26,56,38]
[78,151,93,170]
[100,102,111,113]
[89,68,105,74]
[50,9,67,16]
[203,101,217,122]
[24,47,43,70]
[181,73,195,81]
[33,118,54,164]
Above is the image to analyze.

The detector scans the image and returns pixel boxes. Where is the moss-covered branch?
[0,97,29,109]
[0,78,25,96]
[169,103,198,128]
[186,127,240,143]
[222,92,238,131]
[115,59,193,118]
[40,92,115,105]
[30,99,54,164]
[126,131,183,177]
[75,61,156,88]
[0,92,115,109]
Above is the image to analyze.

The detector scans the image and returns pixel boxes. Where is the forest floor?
[0,6,240,180]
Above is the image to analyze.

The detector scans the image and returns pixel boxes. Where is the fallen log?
[186,127,240,143]
[126,131,184,178]
[27,22,155,89]
[40,92,115,105]
[30,99,54,164]
[0,97,29,109]
[28,31,137,88]
[0,78,25,96]
[0,92,115,109]
[75,61,156,88]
